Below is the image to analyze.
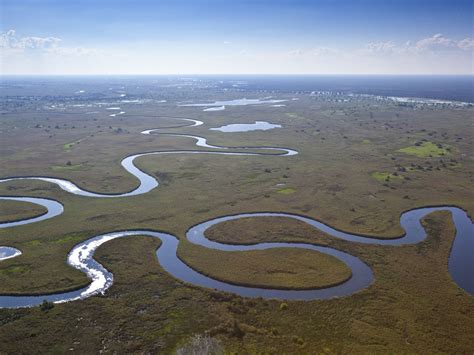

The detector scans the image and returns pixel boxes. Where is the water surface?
[0,197,64,228]
[0,247,22,261]
[179,98,287,107]
[0,206,471,308]
[210,121,281,132]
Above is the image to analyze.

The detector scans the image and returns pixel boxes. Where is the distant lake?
[210,121,282,132]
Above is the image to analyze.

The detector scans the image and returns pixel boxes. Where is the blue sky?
[1,0,473,74]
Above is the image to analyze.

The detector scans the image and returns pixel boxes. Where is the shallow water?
[210,121,282,132]
[0,197,64,228]
[0,228,372,308]
[1,206,471,308]
[203,105,225,111]
[0,246,22,261]
[187,208,474,295]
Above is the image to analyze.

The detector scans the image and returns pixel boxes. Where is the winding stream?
[0,119,296,198]
[0,197,64,228]
[0,116,472,308]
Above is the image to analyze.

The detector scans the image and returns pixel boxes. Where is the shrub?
[40,300,54,312]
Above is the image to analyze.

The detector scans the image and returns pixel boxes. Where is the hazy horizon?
[1,74,474,77]
[1,0,473,75]
[2,73,473,102]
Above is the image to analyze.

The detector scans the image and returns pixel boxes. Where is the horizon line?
[2,73,473,77]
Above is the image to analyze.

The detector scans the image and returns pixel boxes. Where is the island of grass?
[178,243,351,290]
[398,141,451,158]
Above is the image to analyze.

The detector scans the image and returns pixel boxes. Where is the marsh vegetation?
[0,78,473,352]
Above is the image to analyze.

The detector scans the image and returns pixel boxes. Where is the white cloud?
[287,48,303,56]
[413,33,456,52]
[0,29,104,75]
[363,34,473,54]
[364,41,397,54]
[288,47,339,57]
[455,37,473,51]
[0,29,61,51]
[0,29,97,57]
[311,46,340,56]
[0,30,471,75]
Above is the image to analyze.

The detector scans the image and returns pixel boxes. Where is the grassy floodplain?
[0,81,473,353]
[179,243,352,290]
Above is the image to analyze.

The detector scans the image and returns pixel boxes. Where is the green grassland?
[398,141,451,157]
[0,91,473,352]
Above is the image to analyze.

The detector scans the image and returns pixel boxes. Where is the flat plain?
[0,79,473,353]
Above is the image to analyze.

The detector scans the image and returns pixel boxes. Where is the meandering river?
[0,116,472,308]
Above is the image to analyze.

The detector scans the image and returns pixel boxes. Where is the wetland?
[0,76,473,353]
